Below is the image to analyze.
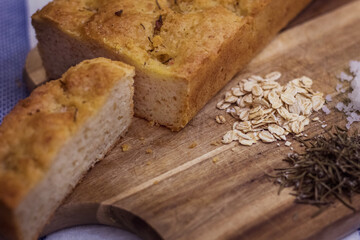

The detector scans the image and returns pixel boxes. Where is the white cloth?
[45,225,141,240]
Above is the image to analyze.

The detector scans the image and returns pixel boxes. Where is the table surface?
[1,0,360,239]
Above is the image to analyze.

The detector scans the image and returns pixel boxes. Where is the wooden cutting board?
[25,1,360,239]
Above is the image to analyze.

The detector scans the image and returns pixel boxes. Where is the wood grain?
[25,1,360,239]
[285,0,355,29]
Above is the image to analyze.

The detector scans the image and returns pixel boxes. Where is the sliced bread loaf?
[0,58,135,240]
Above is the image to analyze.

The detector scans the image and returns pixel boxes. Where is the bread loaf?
[0,58,135,240]
[32,0,311,131]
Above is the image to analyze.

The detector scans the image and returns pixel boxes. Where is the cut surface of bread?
[33,0,312,130]
[0,58,135,240]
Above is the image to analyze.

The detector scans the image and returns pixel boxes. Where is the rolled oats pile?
[216,72,325,146]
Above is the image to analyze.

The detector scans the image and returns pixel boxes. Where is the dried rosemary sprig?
[273,126,360,212]
[155,0,162,10]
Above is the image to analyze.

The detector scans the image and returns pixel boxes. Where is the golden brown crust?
[34,0,247,76]
[33,0,311,130]
[0,58,134,211]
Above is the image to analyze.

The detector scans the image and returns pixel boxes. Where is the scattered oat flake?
[285,141,292,147]
[153,180,159,185]
[216,115,226,124]
[265,71,282,81]
[259,131,276,143]
[212,157,219,163]
[335,60,360,129]
[312,117,320,121]
[252,85,263,97]
[312,95,325,111]
[239,139,256,146]
[217,100,232,110]
[321,124,327,128]
[146,149,153,154]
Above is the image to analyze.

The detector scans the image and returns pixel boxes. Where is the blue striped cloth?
[0,0,29,122]
[0,0,358,239]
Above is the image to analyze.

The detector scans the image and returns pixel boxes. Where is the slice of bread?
[0,58,135,240]
[32,0,312,131]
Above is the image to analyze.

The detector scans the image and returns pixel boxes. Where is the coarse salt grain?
[338,72,353,82]
[325,94,332,102]
[350,60,360,75]
[336,83,343,92]
[322,105,331,115]
[336,102,345,111]
[336,60,360,129]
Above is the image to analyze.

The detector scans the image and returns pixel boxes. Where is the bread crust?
[33,0,312,130]
[0,58,135,240]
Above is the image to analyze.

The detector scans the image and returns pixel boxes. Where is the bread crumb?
[139,137,145,141]
[148,120,155,126]
[212,157,219,163]
[146,161,151,165]
[285,141,292,147]
[189,142,198,149]
[153,180,159,185]
[146,148,153,154]
[215,115,226,124]
[121,144,130,152]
